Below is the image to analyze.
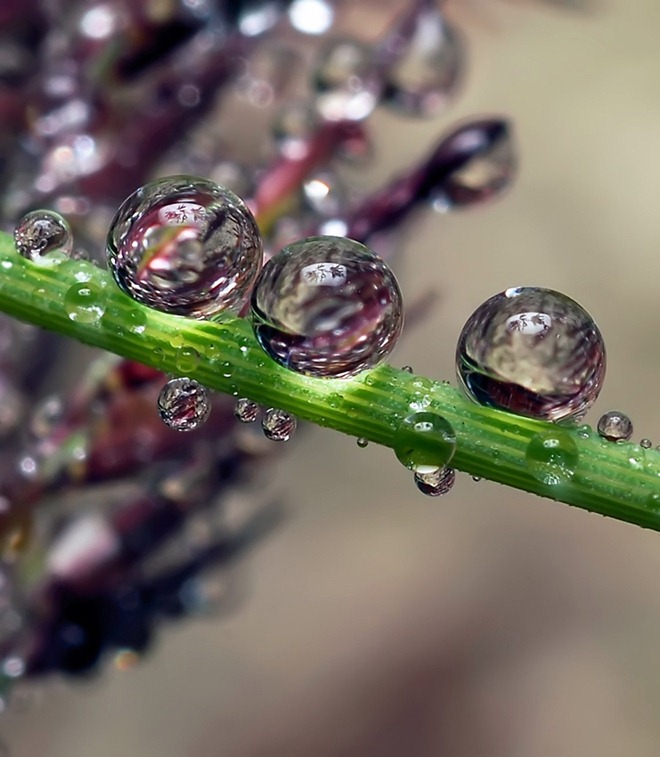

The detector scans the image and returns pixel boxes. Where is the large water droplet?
[313,39,381,121]
[234,398,259,423]
[262,408,297,441]
[157,378,211,432]
[14,209,73,261]
[431,120,516,211]
[107,175,263,318]
[394,412,456,474]
[64,282,106,324]
[597,410,633,442]
[251,236,403,378]
[526,429,579,485]
[382,11,463,118]
[414,466,455,496]
[456,287,606,422]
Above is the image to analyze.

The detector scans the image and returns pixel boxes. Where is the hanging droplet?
[640,438,652,449]
[596,410,633,442]
[456,287,606,422]
[356,437,369,448]
[414,466,455,496]
[394,412,456,474]
[157,378,211,432]
[107,175,263,318]
[526,429,579,486]
[381,11,463,118]
[312,39,382,122]
[64,281,106,324]
[251,236,404,378]
[234,398,259,423]
[262,408,297,441]
[430,120,516,211]
[14,209,73,261]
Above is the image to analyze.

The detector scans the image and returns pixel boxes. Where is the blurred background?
[4,0,660,754]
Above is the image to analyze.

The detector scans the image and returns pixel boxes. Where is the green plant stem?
[0,231,659,530]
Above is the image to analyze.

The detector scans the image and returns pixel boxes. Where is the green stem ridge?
[1,230,659,531]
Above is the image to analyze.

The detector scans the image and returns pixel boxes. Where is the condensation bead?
[414,466,455,497]
[394,412,456,474]
[261,408,297,441]
[597,410,633,442]
[14,209,73,261]
[456,287,606,422]
[107,175,262,318]
[526,429,579,486]
[234,398,259,423]
[157,378,211,432]
[251,236,403,378]
[312,39,381,121]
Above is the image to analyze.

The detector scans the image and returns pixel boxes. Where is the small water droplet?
[414,466,455,496]
[402,365,413,373]
[234,398,259,423]
[456,287,605,422]
[64,281,106,324]
[597,410,633,442]
[221,360,233,378]
[125,308,147,334]
[471,476,482,482]
[393,412,456,473]
[576,424,592,439]
[157,378,210,432]
[526,429,579,485]
[251,236,403,378]
[14,209,73,261]
[107,175,263,318]
[175,346,200,373]
[640,438,652,449]
[262,408,297,441]
[356,437,369,448]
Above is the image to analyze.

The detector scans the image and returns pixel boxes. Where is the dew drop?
[456,287,606,422]
[312,39,381,121]
[234,398,259,423]
[381,10,463,118]
[402,365,413,373]
[261,408,297,441]
[251,236,404,378]
[393,412,456,474]
[221,360,233,378]
[64,281,106,324]
[640,438,652,449]
[125,308,147,334]
[356,437,369,448]
[526,429,579,486]
[14,209,73,261]
[471,476,482,482]
[414,466,455,497]
[597,410,633,442]
[107,175,263,318]
[576,424,592,439]
[157,378,210,432]
[175,346,200,373]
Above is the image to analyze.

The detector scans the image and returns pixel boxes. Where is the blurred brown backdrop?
[6,0,660,754]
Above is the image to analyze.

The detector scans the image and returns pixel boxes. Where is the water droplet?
[526,429,579,485]
[456,287,606,422]
[394,412,456,473]
[597,410,633,442]
[157,378,210,432]
[313,39,381,121]
[382,12,463,118]
[125,308,147,334]
[414,466,455,496]
[175,346,199,373]
[14,209,73,261]
[431,120,516,211]
[261,408,297,441]
[402,365,413,373]
[221,360,233,378]
[576,424,593,439]
[64,281,106,324]
[107,175,263,318]
[471,475,482,482]
[234,398,259,423]
[356,437,369,448]
[251,236,403,378]
[640,438,652,449]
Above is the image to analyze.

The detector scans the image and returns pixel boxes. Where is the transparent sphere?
[261,408,297,441]
[312,39,381,122]
[250,236,404,378]
[456,287,606,422]
[414,466,455,497]
[14,209,73,261]
[597,410,633,442]
[157,378,211,432]
[107,175,263,318]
